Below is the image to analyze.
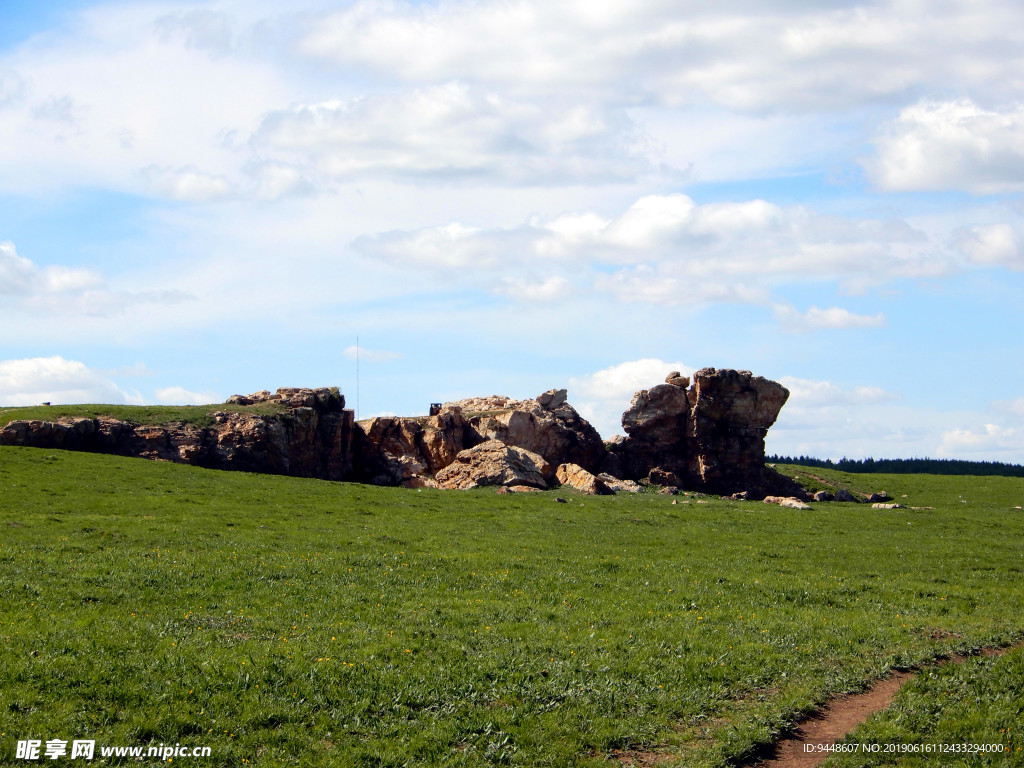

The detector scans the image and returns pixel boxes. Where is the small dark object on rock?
[554,497,568,503]
[659,486,679,495]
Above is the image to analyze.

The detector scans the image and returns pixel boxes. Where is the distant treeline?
[768,455,1024,478]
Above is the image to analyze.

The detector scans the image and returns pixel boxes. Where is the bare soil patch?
[743,641,1024,768]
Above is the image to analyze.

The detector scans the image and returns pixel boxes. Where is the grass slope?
[1,448,1022,766]
[0,402,290,430]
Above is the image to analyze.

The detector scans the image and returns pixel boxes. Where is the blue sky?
[2,0,1023,463]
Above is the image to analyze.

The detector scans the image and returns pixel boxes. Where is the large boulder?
[452,388,606,475]
[435,440,550,490]
[555,463,612,495]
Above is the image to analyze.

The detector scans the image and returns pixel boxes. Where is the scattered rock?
[871,503,905,509]
[554,497,568,504]
[867,492,891,502]
[834,488,858,503]
[597,473,642,493]
[555,463,612,495]
[658,486,679,495]
[764,496,811,509]
[813,490,835,502]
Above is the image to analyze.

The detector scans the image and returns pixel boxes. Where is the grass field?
[1,447,1022,766]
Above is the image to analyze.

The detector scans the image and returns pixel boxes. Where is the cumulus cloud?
[775,305,886,333]
[952,223,1024,269]
[868,100,1024,194]
[1,240,103,296]
[355,193,941,309]
[298,0,1024,111]
[252,83,663,185]
[154,386,220,405]
[939,423,1020,458]
[142,165,234,202]
[778,377,901,409]
[0,356,139,406]
[1,240,191,317]
[569,357,691,438]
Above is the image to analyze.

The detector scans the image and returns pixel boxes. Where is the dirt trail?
[744,642,1024,768]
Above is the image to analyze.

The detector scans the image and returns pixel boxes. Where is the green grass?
[827,648,1024,766]
[1,448,1022,766]
[0,402,290,430]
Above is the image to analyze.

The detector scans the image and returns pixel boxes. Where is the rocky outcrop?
[434,440,549,490]
[2,369,796,498]
[451,389,606,475]
[1,387,355,481]
[351,405,475,487]
[611,369,804,499]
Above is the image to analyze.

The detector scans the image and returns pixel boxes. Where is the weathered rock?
[871,503,905,509]
[1,388,355,481]
[555,463,612,495]
[813,490,835,502]
[597,473,642,493]
[685,368,793,497]
[764,495,811,509]
[665,371,690,388]
[434,440,549,490]
[647,467,682,487]
[866,492,891,503]
[452,390,606,475]
[834,488,858,503]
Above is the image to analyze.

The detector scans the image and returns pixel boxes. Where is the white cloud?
[298,1,1024,111]
[0,356,138,406]
[778,377,901,409]
[251,83,663,186]
[142,165,233,202]
[775,305,886,333]
[154,386,220,405]
[868,100,1024,194]
[0,240,190,318]
[569,357,691,438]
[1,240,103,297]
[342,345,401,363]
[494,276,572,302]
[953,223,1024,269]
[939,423,1020,458]
[355,193,941,308]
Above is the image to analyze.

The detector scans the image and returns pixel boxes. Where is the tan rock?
[435,439,549,490]
[555,463,611,495]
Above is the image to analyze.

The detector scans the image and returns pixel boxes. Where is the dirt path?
[744,642,1024,768]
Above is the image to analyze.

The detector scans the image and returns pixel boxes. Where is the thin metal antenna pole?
[355,335,360,421]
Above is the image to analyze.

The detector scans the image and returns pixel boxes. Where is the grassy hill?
[0,401,291,430]
[2,447,1022,766]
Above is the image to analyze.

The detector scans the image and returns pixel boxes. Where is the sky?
[1,0,1023,463]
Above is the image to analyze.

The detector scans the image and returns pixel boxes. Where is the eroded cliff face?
[2,370,798,497]
[0,387,355,481]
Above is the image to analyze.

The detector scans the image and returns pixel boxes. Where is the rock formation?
[609,368,804,499]
[2,369,798,498]
[450,388,606,475]
[0,387,354,481]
